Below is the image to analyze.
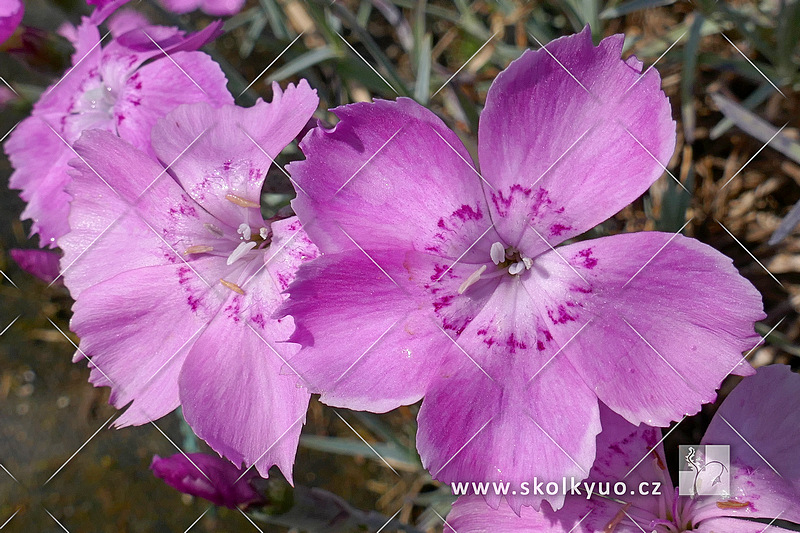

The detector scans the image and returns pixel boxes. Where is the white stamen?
[458,264,487,295]
[237,223,252,240]
[226,241,257,266]
[522,257,533,270]
[490,242,505,265]
[508,262,526,276]
[204,223,224,236]
[259,227,269,240]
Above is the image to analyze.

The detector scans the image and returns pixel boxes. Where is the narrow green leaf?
[299,435,422,471]
[599,0,676,20]
[681,13,703,144]
[414,33,432,104]
[267,46,340,82]
[259,0,289,40]
[709,83,773,140]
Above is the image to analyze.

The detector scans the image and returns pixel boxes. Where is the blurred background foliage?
[2,0,800,531]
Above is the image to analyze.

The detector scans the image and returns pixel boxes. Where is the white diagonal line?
[144,31,208,95]
[431,31,498,98]
[0,509,20,529]
[148,421,213,482]
[139,217,214,289]
[623,416,686,479]
[434,416,493,477]
[376,508,402,533]
[335,320,398,383]
[45,31,111,96]
[44,414,115,485]
[720,123,788,190]
[526,414,587,475]
[622,318,695,391]
[623,125,687,192]
[0,316,20,336]
[334,127,403,195]
[139,323,207,392]
[48,212,122,287]
[237,508,265,533]
[239,31,305,97]
[758,511,785,533]
[0,121,19,144]
[726,317,785,377]
[569,509,594,533]
[45,509,71,532]
[0,461,19,484]
[528,320,592,383]
[432,508,458,533]
[432,129,495,192]
[435,322,494,382]
[184,508,211,533]
[238,125,309,197]
[433,224,495,283]
[532,124,594,188]
[338,224,399,287]
[528,225,589,285]
[624,30,687,95]
[337,31,398,94]
[41,119,122,198]
[720,33,785,98]
[529,32,592,97]
[136,128,209,200]
[47,317,116,387]
[233,413,306,484]
[621,508,648,533]
[0,76,18,96]
[0,269,18,289]
[622,218,693,288]
[718,414,782,478]
[246,323,305,381]
[716,219,783,287]
[333,410,399,476]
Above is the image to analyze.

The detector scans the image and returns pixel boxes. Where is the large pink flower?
[4,13,230,247]
[446,365,800,532]
[279,28,765,510]
[59,82,319,480]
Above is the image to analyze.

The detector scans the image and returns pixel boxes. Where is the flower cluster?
[4,1,792,530]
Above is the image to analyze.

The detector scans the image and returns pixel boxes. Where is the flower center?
[458,241,532,294]
[76,83,117,118]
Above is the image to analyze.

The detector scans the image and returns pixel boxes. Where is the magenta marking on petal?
[549,223,572,237]
[576,248,597,269]
[433,294,454,312]
[453,204,483,222]
[251,313,266,328]
[548,304,577,325]
[506,333,527,353]
[490,184,532,217]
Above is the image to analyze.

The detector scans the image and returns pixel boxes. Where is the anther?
[204,223,224,236]
[184,245,214,255]
[225,193,260,208]
[220,279,245,295]
[490,242,505,265]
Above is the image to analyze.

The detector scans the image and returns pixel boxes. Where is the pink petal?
[106,9,150,37]
[693,517,798,533]
[280,250,448,412]
[157,0,203,14]
[528,231,764,427]
[179,271,310,481]
[478,27,675,254]
[71,261,226,426]
[692,365,800,526]
[60,130,226,297]
[288,97,501,261]
[151,81,317,227]
[9,249,61,284]
[445,496,622,533]
[115,51,233,155]
[0,0,23,44]
[416,278,600,512]
[200,0,245,16]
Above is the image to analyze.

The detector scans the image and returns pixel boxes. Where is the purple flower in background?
[59,82,319,480]
[158,0,246,16]
[0,0,23,45]
[151,453,264,509]
[4,11,230,247]
[280,27,764,510]
[9,249,62,284]
[445,365,800,532]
